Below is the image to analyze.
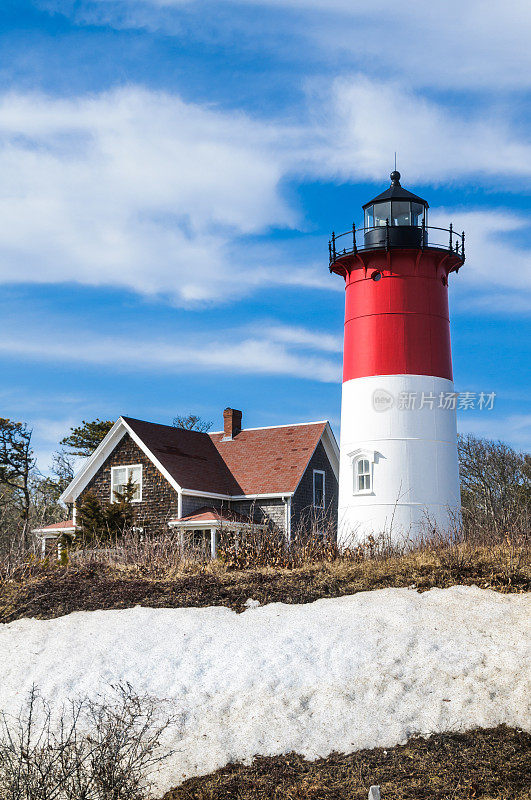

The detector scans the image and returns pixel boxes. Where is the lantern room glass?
[412,202,426,227]
[391,201,411,225]
[365,200,426,229]
[372,202,391,227]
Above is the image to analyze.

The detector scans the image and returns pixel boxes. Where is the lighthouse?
[330,172,465,545]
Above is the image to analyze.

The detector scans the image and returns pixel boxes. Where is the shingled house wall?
[77,433,180,530]
[291,441,338,534]
[231,498,287,531]
[181,494,221,518]
[74,431,337,539]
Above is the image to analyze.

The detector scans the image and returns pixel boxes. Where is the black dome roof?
[362,171,429,210]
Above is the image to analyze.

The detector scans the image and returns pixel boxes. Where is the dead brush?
[0,684,175,800]
[217,513,341,570]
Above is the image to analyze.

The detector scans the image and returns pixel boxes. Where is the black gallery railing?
[329,222,465,266]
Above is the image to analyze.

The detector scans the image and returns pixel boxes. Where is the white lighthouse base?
[338,374,460,548]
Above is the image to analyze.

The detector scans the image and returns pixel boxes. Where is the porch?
[168,506,264,558]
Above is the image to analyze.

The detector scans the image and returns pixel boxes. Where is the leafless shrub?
[0,685,174,800]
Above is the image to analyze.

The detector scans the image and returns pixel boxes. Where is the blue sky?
[0,0,530,469]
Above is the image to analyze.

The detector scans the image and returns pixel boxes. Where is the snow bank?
[1,586,529,793]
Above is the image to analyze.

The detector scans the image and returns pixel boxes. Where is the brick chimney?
[223,407,242,440]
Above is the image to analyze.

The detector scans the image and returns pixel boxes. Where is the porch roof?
[32,520,77,535]
[168,506,261,529]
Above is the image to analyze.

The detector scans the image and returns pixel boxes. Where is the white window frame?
[354,458,372,494]
[348,449,376,496]
[313,469,326,509]
[110,464,143,503]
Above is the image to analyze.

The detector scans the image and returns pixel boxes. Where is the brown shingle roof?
[122,417,327,496]
[122,418,241,494]
[210,423,327,494]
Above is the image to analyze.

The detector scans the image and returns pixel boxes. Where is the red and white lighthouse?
[330,172,465,544]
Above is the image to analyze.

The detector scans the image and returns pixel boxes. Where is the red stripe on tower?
[342,250,454,381]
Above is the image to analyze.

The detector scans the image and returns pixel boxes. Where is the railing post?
[352,222,357,254]
[385,218,389,251]
[421,217,425,249]
[332,231,336,262]
[449,222,453,252]
[328,239,332,262]
[462,230,465,260]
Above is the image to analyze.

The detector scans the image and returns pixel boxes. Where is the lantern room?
[363,170,428,249]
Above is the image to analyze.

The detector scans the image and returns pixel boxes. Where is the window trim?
[110,464,143,503]
[313,469,326,509]
[348,449,376,496]
[354,457,372,494]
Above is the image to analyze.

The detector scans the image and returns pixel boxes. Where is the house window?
[355,459,371,493]
[313,470,325,508]
[110,464,142,502]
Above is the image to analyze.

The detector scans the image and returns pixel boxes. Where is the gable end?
[78,432,180,529]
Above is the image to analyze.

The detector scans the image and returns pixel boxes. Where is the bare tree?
[458,434,530,538]
[172,414,212,433]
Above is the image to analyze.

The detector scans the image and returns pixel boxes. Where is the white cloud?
[60,0,531,90]
[430,209,531,313]
[319,77,531,183]
[0,80,530,310]
[0,87,303,304]
[0,323,341,383]
[264,324,342,352]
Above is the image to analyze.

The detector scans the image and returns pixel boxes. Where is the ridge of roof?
[208,420,328,435]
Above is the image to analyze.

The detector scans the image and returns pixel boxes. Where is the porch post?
[210,527,217,559]
[285,497,292,543]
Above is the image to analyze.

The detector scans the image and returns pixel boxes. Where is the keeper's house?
[35,409,339,556]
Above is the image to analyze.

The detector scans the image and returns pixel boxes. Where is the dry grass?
[160,726,531,800]
[0,538,528,624]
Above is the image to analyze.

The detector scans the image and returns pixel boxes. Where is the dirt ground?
[161,726,531,800]
[1,544,528,623]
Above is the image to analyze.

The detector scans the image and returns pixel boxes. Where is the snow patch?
[0,586,529,793]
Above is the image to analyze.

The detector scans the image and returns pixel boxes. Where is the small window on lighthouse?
[355,459,371,492]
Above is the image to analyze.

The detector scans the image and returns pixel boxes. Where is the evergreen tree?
[76,476,136,546]
[0,418,35,544]
[61,419,114,457]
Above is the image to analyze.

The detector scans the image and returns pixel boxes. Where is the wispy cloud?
[458,413,531,451]
[0,323,342,382]
[52,0,531,90]
[264,324,342,352]
[319,77,531,184]
[431,210,531,314]
[0,87,303,304]
[0,81,530,311]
